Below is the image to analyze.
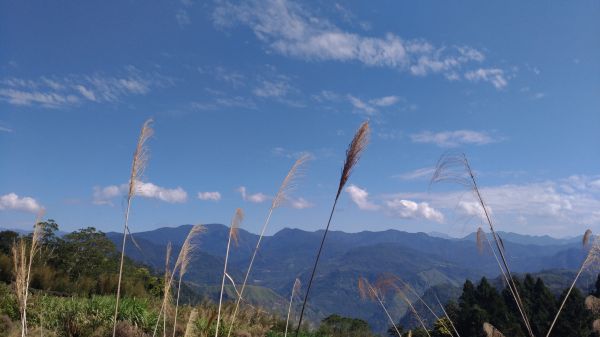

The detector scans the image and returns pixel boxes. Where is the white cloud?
[389,174,600,234]
[370,95,400,107]
[464,68,508,89]
[347,94,402,115]
[0,88,80,108]
[237,186,269,203]
[345,184,444,222]
[410,130,498,148]
[134,182,187,203]
[92,185,122,205]
[192,95,257,110]
[198,191,222,201]
[0,68,166,108]
[271,147,314,160]
[75,85,97,101]
[384,198,445,223]
[213,0,505,86]
[347,95,376,115]
[253,79,290,97]
[395,167,435,181]
[457,200,487,217]
[345,184,380,211]
[0,193,43,213]
[93,181,187,205]
[288,197,313,209]
[0,125,13,133]
[176,9,191,26]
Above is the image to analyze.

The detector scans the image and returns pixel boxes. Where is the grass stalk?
[227,154,309,337]
[172,225,206,337]
[184,309,198,337]
[284,278,301,337]
[216,208,244,337]
[294,121,369,337]
[396,278,454,337]
[358,277,401,337]
[545,230,598,337]
[113,118,153,337]
[432,153,534,337]
[434,295,461,337]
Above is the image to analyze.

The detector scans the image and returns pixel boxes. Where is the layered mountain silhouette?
[105,224,590,332]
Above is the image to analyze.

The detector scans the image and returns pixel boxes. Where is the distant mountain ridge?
[1,224,587,331]
[461,230,583,246]
[101,224,591,331]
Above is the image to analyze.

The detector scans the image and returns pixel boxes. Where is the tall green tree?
[551,287,593,337]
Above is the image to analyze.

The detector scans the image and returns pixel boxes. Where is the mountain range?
[101,224,591,332]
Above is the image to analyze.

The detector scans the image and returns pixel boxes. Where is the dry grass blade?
[483,322,505,337]
[216,209,244,337]
[295,121,369,337]
[272,154,310,209]
[476,227,485,254]
[431,153,534,337]
[230,208,244,247]
[225,272,242,299]
[25,211,44,334]
[172,225,206,337]
[391,275,456,337]
[435,294,461,337]
[337,121,370,198]
[358,276,401,337]
[114,118,153,337]
[175,224,206,277]
[585,295,600,315]
[163,242,173,337]
[12,239,27,337]
[152,242,173,337]
[546,234,600,337]
[358,277,376,301]
[127,118,154,199]
[584,229,593,247]
[184,309,198,337]
[292,278,302,298]
[594,319,600,335]
[284,278,302,337]
[228,156,309,337]
[389,280,431,337]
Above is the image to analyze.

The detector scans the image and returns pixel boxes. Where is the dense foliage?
[390,275,597,337]
[0,221,162,298]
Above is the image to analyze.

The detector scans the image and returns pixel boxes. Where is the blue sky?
[1,0,599,237]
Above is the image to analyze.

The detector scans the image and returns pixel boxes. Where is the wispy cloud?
[237,186,269,203]
[93,181,188,205]
[271,147,314,160]
[395,167,435,181]
[387,174,600,233]
[384,198,444,222]
[197,191,222,201]
[347,94,403,115]
[0,125,14,133]
[191,94,257,110]
[288,197,313,209]
[176,9,191,26]
[213,0,508,87]
[410,130,500,148]
[253,79,291,97]
[345,184,444,222]
[0,67,167,108]
[345,184,380,210]
[0,193,43,213]
[464,68,508,89]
